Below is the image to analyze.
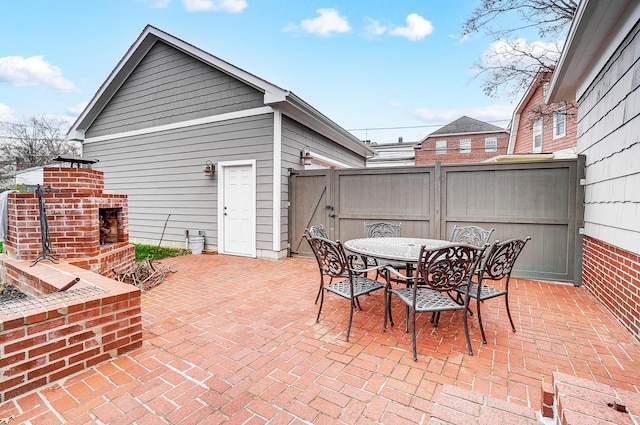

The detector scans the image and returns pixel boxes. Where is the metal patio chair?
[362,222,404,279]
[364,222,402,238]
[384,243,486,359]
[455,237,531,344]
[304,234,385,342]
[305,225,367,304]
[450,225,495,247]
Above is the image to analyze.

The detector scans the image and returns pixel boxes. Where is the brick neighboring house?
[508,69,578,156]
[414,116,509,165]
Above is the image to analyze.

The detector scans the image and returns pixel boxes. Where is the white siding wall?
[578,21,640,255]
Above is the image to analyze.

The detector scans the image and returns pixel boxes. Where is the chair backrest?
[307,224,329,239]
[450,225,494,247]
[364,222,401,238]
[479,237,531,281]
[303,234,351,279]
[415,244,486,292]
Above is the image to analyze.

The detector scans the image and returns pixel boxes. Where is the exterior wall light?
[300,147,313,166]
[203,160,215,176]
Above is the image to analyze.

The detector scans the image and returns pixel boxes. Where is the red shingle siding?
[415,131,508,165]
[582,236,640,340]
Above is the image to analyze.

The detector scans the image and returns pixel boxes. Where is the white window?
[436,140,447,155]
[543,82,549,97]
[459,139,471,153]
[553,108,566,138]
[533,119,543,153]
[485,137,497,152]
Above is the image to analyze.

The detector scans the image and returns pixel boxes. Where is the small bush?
[134,244,188,262]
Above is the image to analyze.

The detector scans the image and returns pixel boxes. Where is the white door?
[219,161,256,257]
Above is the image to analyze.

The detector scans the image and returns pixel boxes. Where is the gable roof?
[68,25,374,157]
[424,116,506,140]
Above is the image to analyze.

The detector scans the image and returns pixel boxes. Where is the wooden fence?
[289,158,585,284]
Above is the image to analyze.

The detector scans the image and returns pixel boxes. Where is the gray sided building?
[68,25,374,260]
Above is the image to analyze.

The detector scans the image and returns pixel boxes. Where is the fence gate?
[288,169,334,257]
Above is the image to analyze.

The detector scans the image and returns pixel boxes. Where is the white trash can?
[190,236,205,254]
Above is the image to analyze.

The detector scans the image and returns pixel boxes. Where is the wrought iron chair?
[362,222,404,279]
[305,225,367,304]
[364,222,402,238]
[307,224,329,239]
[455,237,531,344]
[450,225,495,247]
[384,243,486,359]
[304,234,385,342]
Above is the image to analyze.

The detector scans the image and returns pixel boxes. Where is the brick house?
[414,116,509,165]
[507,69,578,156]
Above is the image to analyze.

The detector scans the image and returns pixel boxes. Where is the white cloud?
[389,13,433,41]
[412,104,514,125]
[295,8,351,36]
[364,18,387,39]
[0,56,76,92]
[0,103,16,123]
[449,33,470,44]
[137,0,170,7]
[482,38,562,71]
[67,101,89,116]
[183,0,247,13]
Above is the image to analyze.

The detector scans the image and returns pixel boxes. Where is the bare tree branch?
[0,116,80,170]
[464,0,577,98]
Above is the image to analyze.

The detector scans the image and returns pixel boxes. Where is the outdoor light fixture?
[300,147,313,166]
[203,160,215,176]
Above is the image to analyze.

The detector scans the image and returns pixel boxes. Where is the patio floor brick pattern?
[1,254,639,424]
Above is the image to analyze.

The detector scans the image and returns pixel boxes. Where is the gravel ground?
[0,285,28,303]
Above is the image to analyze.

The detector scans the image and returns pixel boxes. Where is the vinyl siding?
[83,114,274,252]
[279,116,365,250]
[578,20,640,255]
[86,41,265,138]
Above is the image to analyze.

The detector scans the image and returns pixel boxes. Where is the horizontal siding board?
[84,114,274,251]
[87,41,264,138]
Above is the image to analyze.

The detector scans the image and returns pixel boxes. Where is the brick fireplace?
[0,167,141,402]
[3,167,135,276]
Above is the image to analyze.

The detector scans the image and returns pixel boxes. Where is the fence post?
[434,161,442,239]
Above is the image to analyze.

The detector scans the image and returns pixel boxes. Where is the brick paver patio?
[1,254,639,424]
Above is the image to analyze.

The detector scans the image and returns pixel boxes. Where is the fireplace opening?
[99,207,122,245]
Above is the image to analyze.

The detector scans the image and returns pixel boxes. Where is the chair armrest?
[350,264,386,275]
[384,265,415,283]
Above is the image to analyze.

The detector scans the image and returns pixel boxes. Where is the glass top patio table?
[343,237,451,263]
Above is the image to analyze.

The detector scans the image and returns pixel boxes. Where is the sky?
[1,0,552,145]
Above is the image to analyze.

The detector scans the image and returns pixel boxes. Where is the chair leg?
[383,289,389,331]
[477,297,487,344]
[316,289,324,323]
[505,292,516,332]
[346,297,354,342]
[351,296,362,310]
[463,305,473,356]
[405,306,410,333]
[411,308,418,361]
